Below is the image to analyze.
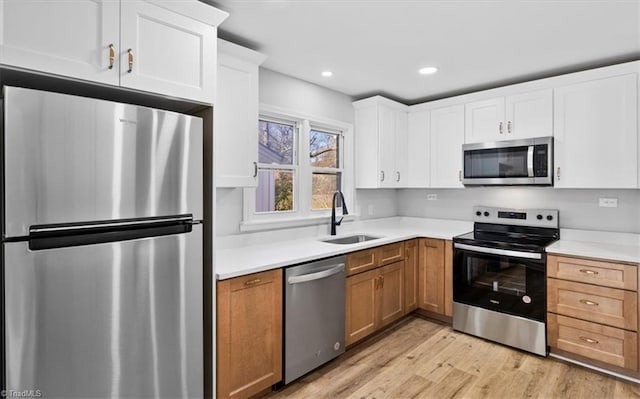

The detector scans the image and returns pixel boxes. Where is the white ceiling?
[208,0,640,104]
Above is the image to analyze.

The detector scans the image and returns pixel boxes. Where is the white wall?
[397,188,640,234]
[216,68,397,237]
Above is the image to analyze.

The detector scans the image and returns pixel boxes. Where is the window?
[242,107,353,231]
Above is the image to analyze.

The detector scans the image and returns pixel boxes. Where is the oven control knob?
[537,214,543,220]
[476,211,482,216]
[546,215,553,221]
[483,211,490,217]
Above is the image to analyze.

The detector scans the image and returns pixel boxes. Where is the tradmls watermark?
[1,390,43,398]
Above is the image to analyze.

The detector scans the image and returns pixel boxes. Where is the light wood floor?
[268,316,640,399]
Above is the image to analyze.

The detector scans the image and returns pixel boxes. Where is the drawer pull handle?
[579,269,599,275]
[579,299,599,306]
[108,43,115,69]
[244,278,261,286]
[127,48,134,73]
[579,336,599,344]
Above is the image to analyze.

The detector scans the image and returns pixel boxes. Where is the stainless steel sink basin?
[321,234,382,245]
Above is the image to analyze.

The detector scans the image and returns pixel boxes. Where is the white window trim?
[241,104,355,232]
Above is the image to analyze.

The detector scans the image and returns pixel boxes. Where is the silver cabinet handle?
[557,167,561,180]
[454,243,542,260]
[507,120,512,134]
[579,299,599,306]
[287,264,344,284]
[396,171,400,182]
[579,269,599,275]
[127,48,134,73]
[458,170,462,182]
[108,44,115,69]
[579,336,599,344]
[499,121,503,134]
[380,171,385,182]
[253,161,258,178]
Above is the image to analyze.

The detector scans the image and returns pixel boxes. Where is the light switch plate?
[599,198,618,208]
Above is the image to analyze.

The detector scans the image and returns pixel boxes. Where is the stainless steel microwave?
[462,137,553,186]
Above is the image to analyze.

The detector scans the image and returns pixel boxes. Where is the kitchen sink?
[321,234,382,245]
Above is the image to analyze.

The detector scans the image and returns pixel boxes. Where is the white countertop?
[215,217,472,280]
[546,229,640,264]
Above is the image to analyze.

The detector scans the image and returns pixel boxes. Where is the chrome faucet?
[330,191,349,235]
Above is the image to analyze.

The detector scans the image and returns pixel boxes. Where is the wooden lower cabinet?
[403,239,419,314]
[418,238,445,314]
[346,261,405,346]
[217,269,283,398]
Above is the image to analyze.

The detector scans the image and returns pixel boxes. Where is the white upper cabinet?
[405,109,430,188]
[354,96,408,188]
[0,0,227,103]
[465,89,553,143]
[0,0,119,85]
[430,105,465,188]
[120,1,218,103]
[215,40,266,188]
[553,74,638,188]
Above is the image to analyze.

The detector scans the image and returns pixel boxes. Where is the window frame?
[241,105,354,232]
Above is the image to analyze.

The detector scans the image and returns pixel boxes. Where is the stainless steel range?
[452,206,559,356]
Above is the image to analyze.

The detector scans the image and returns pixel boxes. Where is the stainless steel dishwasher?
[284,255,346,384]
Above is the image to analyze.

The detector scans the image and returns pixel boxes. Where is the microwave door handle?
[527,146,534,177]
[454,243,542,260]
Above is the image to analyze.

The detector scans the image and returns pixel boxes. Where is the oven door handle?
[454,243,542,260]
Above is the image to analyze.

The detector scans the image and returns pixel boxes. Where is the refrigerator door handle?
[28,214,196,251]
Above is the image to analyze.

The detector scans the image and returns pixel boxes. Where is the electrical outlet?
[598,198,618,208]
[367,204,375,216]
[427,194,438,201]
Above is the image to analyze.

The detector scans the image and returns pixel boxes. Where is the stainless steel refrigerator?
[1,87,204,398]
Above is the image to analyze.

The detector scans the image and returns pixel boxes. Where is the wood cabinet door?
[217,269,283,399]
[346,268,378,346]
[418,238,445,314]
[215,43,265,187]
[404,239,419,314]
[120,0,217,103]
[430,105,465,188]
[444,240,453,317]
[554,73,638,188]
[464,97,505,144]
[378,261,405,328]
[505,89,553,139]
[0,0,119,85]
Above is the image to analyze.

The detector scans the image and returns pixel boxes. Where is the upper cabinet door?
[215,42,266,188]
[554,74,638,188]
[430,105,465,188]
[405,110,430,188]
[120,1,217,103]
[505,89,553,139]
[377,105,397,188]
[394,109,409,187]
[0,0,119,85]
[464,97,505,143]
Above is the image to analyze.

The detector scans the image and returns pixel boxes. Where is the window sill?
[239,213,359,233]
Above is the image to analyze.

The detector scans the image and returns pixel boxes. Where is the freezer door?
[3,86,203,237]
[4,225,203,398]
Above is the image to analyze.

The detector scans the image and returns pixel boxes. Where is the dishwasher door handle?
[287,264,345,284]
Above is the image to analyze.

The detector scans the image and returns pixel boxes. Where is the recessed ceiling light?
[321,70,333,77]
[418,66,438,75]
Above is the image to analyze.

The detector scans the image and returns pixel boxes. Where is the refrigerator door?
[3,86,203,238]
[4,225,203,398]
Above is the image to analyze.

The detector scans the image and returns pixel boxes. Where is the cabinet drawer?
[347,249,377,276]
[548,278,637,331]
[548,255,637,291]
[378,242,404,266]
[548,313,638,370]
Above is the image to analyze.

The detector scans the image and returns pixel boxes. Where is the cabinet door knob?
[127,49,134,73]
[499,121,504,134]
[253,161,258,178]
[507,121,512,134]
[108,44,115,69]
[380,171,385,182]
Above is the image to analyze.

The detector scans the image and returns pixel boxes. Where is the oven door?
[453,243,546,322]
